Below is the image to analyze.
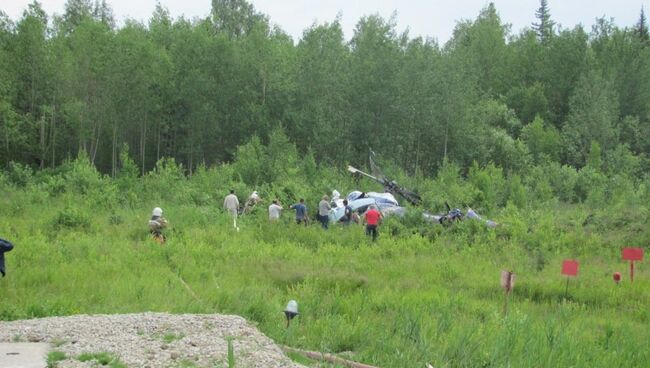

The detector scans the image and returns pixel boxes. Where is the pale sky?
[3,0,649,43]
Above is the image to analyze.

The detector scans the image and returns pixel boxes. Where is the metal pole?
[564,277,569,299]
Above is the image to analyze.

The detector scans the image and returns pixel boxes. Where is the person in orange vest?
[363,205,383,241]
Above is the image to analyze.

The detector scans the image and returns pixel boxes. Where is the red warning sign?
[561,260,579,277]
[622,248,644,261]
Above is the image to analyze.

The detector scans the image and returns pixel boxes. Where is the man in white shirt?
[223,190,240,218]
[268,199,283,222]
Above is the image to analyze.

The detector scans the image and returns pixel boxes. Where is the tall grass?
[1,160,649,367]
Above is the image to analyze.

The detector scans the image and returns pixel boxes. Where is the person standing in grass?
[289,198,309,225]
[268,199,283,222]
[318,195,331,229]
[0,237,14,277]
[339,199,353,225]
[363,205,382,241]
[223,189,240,219]
[149,207,168,244]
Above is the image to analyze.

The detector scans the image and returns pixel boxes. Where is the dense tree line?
[0,0,649,179]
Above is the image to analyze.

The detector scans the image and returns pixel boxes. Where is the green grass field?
[1,188,649,368]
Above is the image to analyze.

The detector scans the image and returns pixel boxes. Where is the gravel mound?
[0,312,305,368]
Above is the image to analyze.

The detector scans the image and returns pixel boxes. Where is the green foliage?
[162,332,185,343]
[468,162,506,211]
[587,140,603,171]
[232,136,267,186]
[227,337,235,368]
[1,175,649,368]
[77,352,126,368]
[47,351,66,368]
[575,166,607,204]
[521,115,562,164]
[0,0,648,186]
[562,71,619,167]
[52,206,91,230]
[62,150,104,195]
[2,4,650,365]
[6,161,34,187]
[506,173,528,208]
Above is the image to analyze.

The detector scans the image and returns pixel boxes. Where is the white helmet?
[152,207,163,217]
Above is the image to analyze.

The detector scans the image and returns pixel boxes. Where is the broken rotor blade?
[348,165,381,182]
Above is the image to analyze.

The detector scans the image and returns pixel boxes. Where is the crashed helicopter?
[329,152,497,228]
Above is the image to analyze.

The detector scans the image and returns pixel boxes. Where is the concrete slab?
[0,343,50,368]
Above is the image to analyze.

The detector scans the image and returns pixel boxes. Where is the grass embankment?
[1,191,649,367]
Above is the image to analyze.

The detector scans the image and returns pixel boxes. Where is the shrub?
[52,207,91,230]
[6,161,34,187]
[47,351,66,368]
[575,166,606,204]
[63,150,105,195]
[468,162,506,211]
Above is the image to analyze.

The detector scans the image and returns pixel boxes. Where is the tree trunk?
[261,73,266,105]
[443,123,448,161]
[111,123,117,178]
[50,91,57,168]
[40,114,46,169]
[156,119,161,162]
[141,110,147,175]
[4,116,8,166]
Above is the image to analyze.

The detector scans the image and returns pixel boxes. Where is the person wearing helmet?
[243,190,262,215]
[149,207,168,244]
[363,205,382,241]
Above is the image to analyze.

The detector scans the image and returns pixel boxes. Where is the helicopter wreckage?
[329,153,497,228]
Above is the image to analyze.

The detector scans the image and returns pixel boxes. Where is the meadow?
[1,157,649,368]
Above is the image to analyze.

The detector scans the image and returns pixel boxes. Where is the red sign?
[561,260,579,277]
[622,248,644,261]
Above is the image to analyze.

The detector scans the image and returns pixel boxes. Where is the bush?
[544,162,578,203]
[52,207,91,230]
[143,157,187,201]
[575,166,606,204]
[6,161,34,187]
[468,162,506,211]
[60,151,106,195]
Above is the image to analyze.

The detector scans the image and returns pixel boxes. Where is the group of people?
[228,190,384,241]
[147,190,385,244]
[233,190,382,240]
[277,196,383,240]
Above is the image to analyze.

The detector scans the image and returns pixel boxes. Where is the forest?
[0,0,648,181]
[2,2,650,367]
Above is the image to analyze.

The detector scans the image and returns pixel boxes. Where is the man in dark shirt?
[0,238,14,277]
[290,198,309,225]
[340,199,353,225]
